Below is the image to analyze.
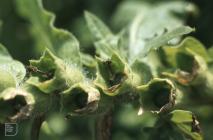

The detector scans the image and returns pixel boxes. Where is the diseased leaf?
[162,37,213,97]
[27,49,84,93]
[0,87,35,123]
[162,37,209,72]
[62,82,100,116]
[138,78,176,113]
[180,38,211,62]
[16,0,81,65]
[95,53,128,95]
[163,37,211,66]
[0,1,209,139]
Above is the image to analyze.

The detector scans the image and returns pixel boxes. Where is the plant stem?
[30,114,45,140]
[95,109,112,140]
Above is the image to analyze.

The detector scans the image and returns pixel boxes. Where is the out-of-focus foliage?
[0,0,213,140]
[16,0,81,65]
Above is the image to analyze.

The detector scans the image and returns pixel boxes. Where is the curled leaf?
[0,88,35,123]
[138,78,176,113]
[95,53,128,95]
[162,37,213,95]
[163,37,211,66]
[61,82,100,116]
[27,49,84,93]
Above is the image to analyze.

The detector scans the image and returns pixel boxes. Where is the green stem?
[30,114,45,140]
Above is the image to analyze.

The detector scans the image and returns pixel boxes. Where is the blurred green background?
[0,0,213,139]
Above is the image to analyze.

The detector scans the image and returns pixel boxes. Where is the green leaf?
[85,11,121,59]
[113,1,197,60]
[0,69,16,93]
[85,13,114,58]
[85,11,132,61]
[170,110,193,123]
[112,1,150,29]
[16,0,81,65]
[181,37,211,62]
[0,44,17,91]
[94,38,118,59]
[117,29,130,58]
[84,11,113,41]
[169,110,203,140]
[80,53,96,68]
[134,26,195,59]
[27,49,84,93]
[0,44,26,90]
[113,1,196,31]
